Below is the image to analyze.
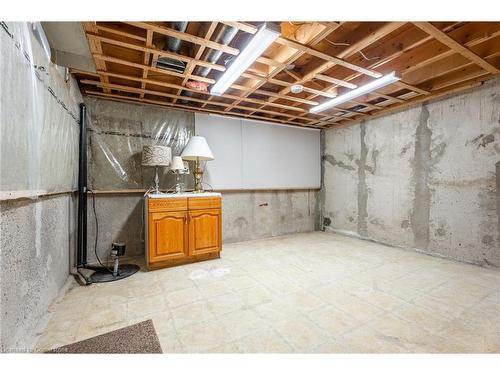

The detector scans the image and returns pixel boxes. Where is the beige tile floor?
[36,232,500,353]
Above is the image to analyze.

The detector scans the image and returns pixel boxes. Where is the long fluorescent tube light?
[210,23,280,96]
[309,71,401,114]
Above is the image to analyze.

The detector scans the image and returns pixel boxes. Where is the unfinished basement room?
[1,1,500,372]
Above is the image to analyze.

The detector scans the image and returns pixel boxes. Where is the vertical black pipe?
[77,103,88,267]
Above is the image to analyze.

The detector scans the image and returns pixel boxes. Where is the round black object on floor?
[87,264,140,283]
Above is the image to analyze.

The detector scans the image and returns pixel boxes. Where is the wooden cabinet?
[149,211,189,261]
[189,209,222,256]
[145,195,222,269]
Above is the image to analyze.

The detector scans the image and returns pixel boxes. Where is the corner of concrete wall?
[322,78,500,267]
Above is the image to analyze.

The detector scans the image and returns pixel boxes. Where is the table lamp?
[170,156,189,193]
[142,145,171,194]
[181,136,214,193]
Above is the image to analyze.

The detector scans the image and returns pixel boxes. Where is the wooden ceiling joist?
[82,80,327,125]
[85,91,322,128]
[413,22,500,75]
[222,22,338,113]
[127,22,240,56]
[74,21,500,129]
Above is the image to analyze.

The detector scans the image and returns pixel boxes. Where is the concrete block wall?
[322,78,500,266]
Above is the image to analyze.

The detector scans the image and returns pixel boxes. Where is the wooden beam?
[88,34,227,72]
[95,25,147,42]
[82,74,311,114]
[330,74,495,128]
[83,22,111,94]
[314,74,357,89]
[78,54,320,107]
[394,81,430,95]
[140,29,153,99]
[85,91,326,128]
[93,53,216,83]
[248,22,406,118]
[79,21,500,129]
[413,22,500,74]
[127,22,240,56]
[275,37,382,78]
[225,21,383,78]
[173,22,218,104]
[223,22,340,112]
[403,28,500,76]
[81,80,320,122]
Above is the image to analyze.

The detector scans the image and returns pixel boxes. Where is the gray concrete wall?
[322,78,500,266]
[0,193,76,351]
[0,22,81,351]
[222,190,317,243]
[86,190,317,263]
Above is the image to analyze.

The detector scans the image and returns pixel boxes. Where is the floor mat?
[49,319,162,353]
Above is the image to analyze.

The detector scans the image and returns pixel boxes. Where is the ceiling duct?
[41,22,96,72]
[156,22,188,73]
[181,24,238,103]
[195,24,238,78]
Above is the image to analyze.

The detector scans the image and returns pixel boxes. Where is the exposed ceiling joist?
[413,22,500,75]
[73,21,500,129]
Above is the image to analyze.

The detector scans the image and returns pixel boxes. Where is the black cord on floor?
[88,189,113,274]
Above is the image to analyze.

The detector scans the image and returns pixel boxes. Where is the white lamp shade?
[141,145,171,167]
[170,156,186,171]
[181,136,214,161]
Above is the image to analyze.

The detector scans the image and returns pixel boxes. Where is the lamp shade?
[141,145,171,167]
[181,136,214,161]
[170,156,186,171]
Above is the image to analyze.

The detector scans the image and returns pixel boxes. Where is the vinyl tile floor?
[36,232,500,353]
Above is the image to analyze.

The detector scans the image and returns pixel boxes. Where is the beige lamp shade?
[170,156,186,171]
[141,145,171,167]
[181,136,214,161]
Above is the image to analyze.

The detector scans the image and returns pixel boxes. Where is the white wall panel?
[195,113,243,189]
[195,113,320,189]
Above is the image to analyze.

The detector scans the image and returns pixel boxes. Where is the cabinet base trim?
[147,251,220,271]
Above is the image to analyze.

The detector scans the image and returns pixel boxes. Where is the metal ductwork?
[181,24,238,103]
[156,22,189,73]
[195,24,238,77]
[41,22,96,72]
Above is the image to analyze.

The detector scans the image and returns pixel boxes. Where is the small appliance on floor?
[76,103,139,285]
[86,242,140,283]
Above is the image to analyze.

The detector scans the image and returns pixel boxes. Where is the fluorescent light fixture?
[309,71,401,114]
[210,23,280,96]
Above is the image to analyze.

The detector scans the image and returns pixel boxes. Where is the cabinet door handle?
[184,215,188,224]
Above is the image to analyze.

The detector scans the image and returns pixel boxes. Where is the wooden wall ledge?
[91,188,321,194]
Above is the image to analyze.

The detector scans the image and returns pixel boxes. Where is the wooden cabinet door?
[188,209,222,256]
[149,211,188,263]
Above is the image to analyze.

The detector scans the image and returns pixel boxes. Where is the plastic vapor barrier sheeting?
[85,97,195,191]
[0,22,81,199]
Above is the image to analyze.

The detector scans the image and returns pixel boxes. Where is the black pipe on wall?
[77,103,88,267]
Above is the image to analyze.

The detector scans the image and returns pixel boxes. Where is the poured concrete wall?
[323,78,500,266]
[222,190,317,243]
[0,194,76,351]
[86,190,318,263]
[0,22,81,351]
